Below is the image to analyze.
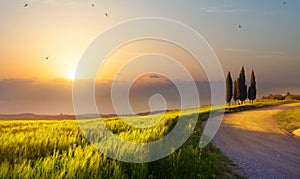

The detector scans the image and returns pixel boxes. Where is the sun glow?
[67,69,76,80]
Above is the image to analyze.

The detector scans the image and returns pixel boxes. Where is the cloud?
[6,77,298,115]
[0,78,73,114]
[0,77,216,114]
[149,74,161,79]
[0,78,72,101]
[200,7,247,13]
[201,8,218,13]
[115,80,214,113]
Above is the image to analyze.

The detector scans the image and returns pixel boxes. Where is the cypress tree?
[233,80,239,104]
[243,84,248,103]
[226,72,233,104]
[248,70,257,103]
[238,66,247,104]
[236,77,240,100]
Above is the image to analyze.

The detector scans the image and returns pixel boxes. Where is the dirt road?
[213,103,300,178]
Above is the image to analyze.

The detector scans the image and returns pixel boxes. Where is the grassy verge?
[192,100,296,122]
[224,100,296,113]
[274,103,300,133]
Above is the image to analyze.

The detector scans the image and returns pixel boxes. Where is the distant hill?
[262,92,300,100]
[0,113,120,120]
[0,113,76,120]
[0,110,170,120]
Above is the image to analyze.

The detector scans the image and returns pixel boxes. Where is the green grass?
[1,100,293,178]
[275,104,300,133]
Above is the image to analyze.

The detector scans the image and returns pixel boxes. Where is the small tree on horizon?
[248,70,257,103]
[226,72,233,105]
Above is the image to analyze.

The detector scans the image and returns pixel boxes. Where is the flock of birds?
[22,1,288,60]
[23,2,109,61]
[23,2,109,17]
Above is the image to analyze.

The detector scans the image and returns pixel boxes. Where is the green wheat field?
[0,101,288,178]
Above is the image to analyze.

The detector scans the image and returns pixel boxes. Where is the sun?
[67,69,76,80]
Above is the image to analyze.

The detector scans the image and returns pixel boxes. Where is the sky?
[0,0,300,114]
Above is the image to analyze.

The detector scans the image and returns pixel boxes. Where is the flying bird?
[24,3,28,7]
[105,13,108,17]
[91,3,95,7]
[283,1,287,5]
[45,56,49,60]
[238,24,242,28]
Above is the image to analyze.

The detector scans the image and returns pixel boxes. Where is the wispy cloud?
[200,7,248,14]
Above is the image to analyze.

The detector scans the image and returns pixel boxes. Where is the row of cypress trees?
[226,66,257,105]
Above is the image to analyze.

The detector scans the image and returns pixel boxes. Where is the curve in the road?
[213,103,300,178]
